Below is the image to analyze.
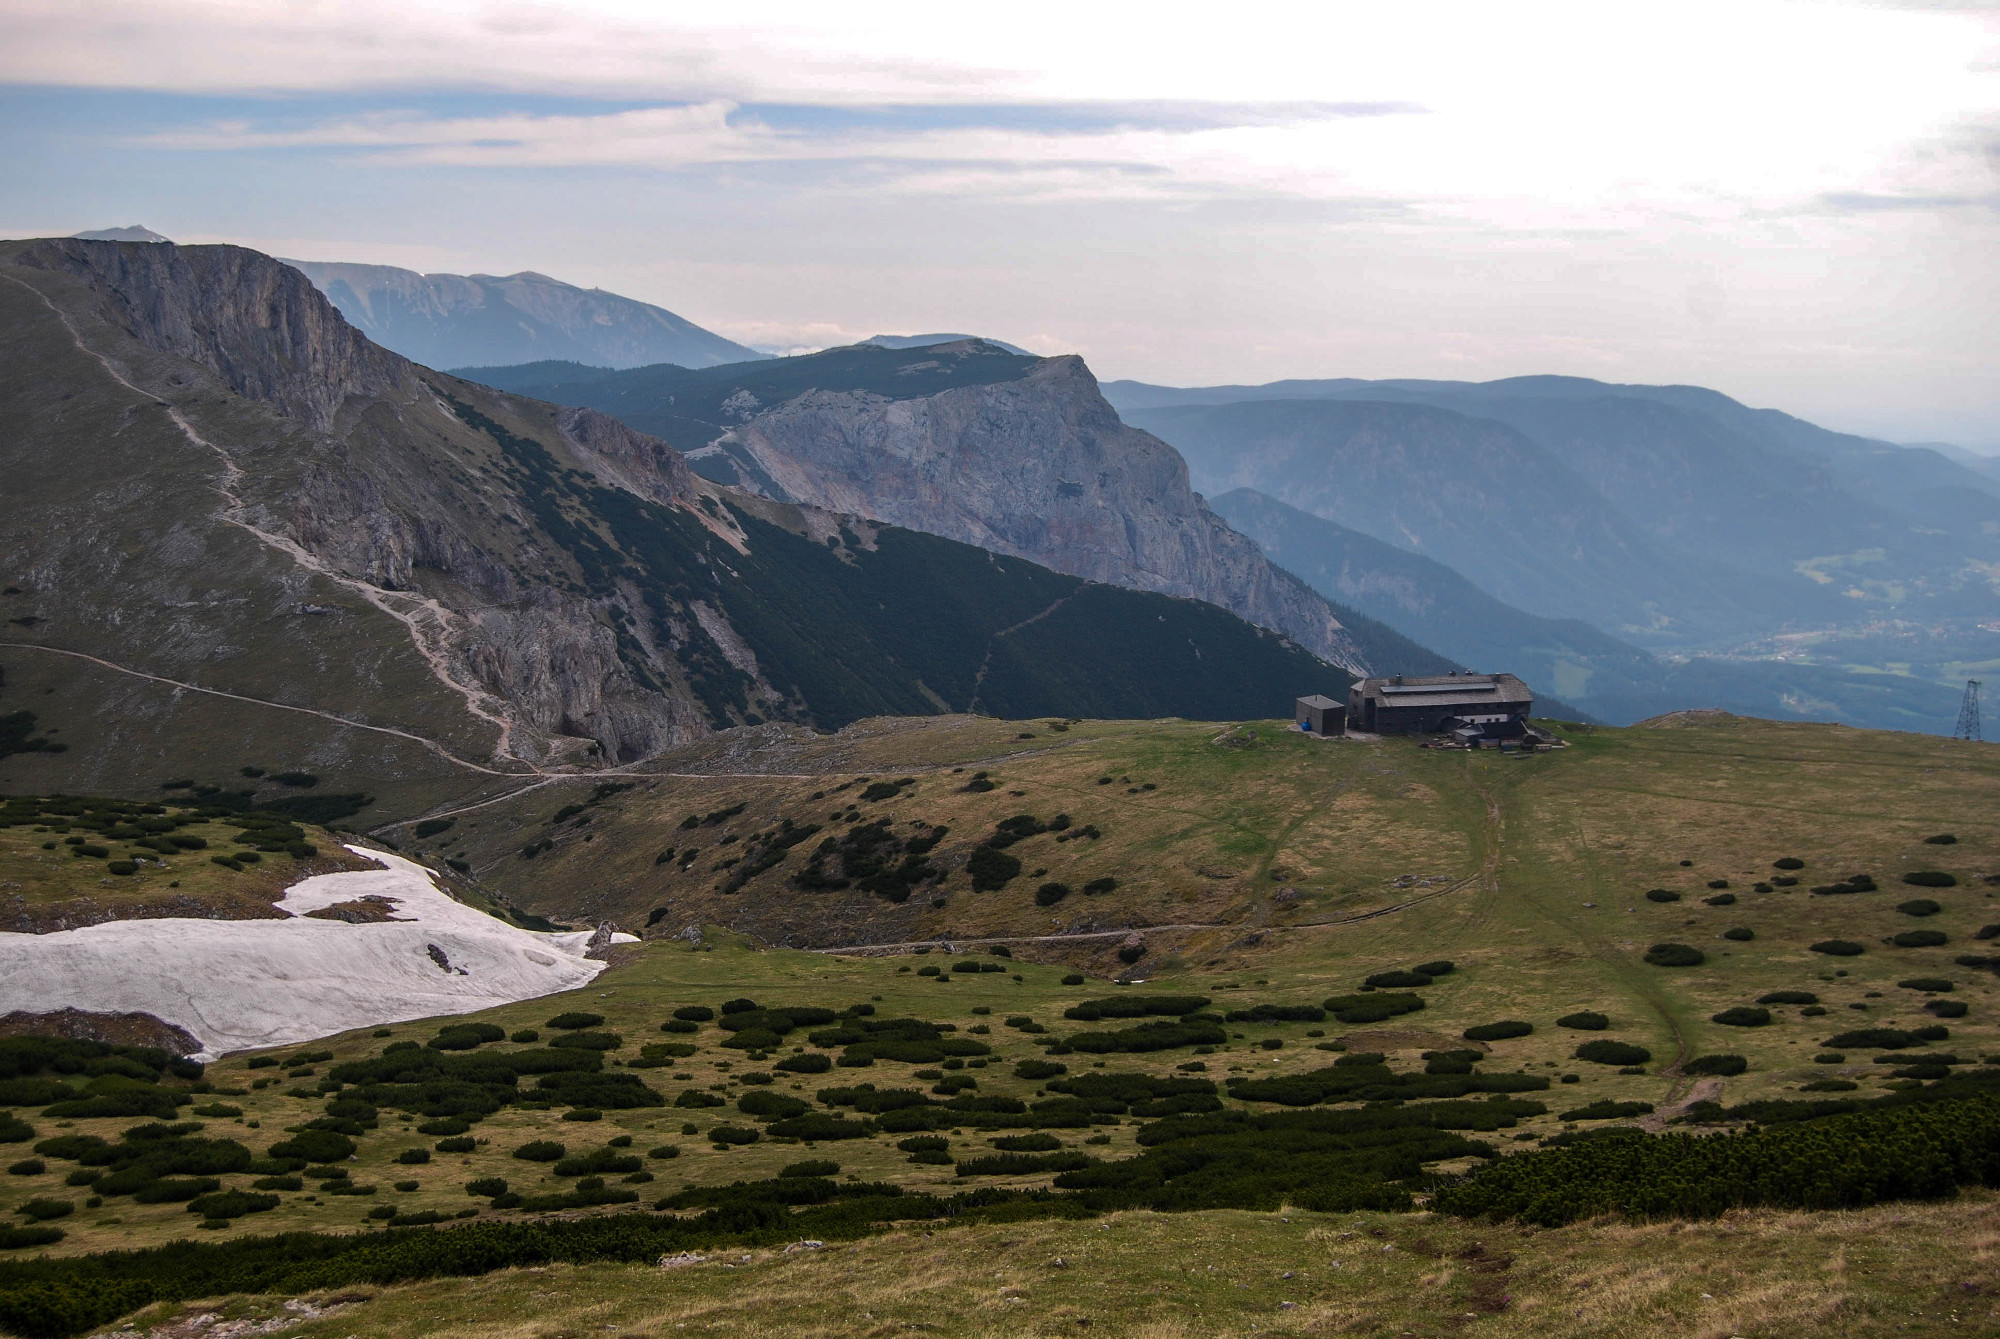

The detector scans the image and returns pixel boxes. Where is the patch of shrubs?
[1893,931,1949,949]
[547,1012,605,1030]
[1322,992,1425,1025]
[1556,1012,1608,1031]
[1773,857,1805,870]
[776,1053,832,1075]
[1810,940,1866,957]
[1643,944,1704,967]
[1758,991,1819,1005]
[1722,928,1754,941]
[1681,1054,1748,1077]
[1704,893,1736,907]
[1559,1100,1654,1121]
[1063,996,1208,1022]
[1065,1019,1226,1055]
[1898,978,1954,993]
[513,1141,565,1162]
[1015,1060,1067,1080]
[1711,1007,1771,1028]
[780,1160,840,1178]
[956,1151,1094,1177]
[1462,1021,1532,1042]
[1223,1004,1326,1024]
[1898,899,1943,917]
[1820,1027,1948,1050]
[1644,889,1680,904]
[1436,1089,2000,1226]
[1902,872,1957,888]
[1574,1040,1652,1066]
[1926,1000,1969,1018]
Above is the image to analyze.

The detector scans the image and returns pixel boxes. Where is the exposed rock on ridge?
[725,355,1369,673]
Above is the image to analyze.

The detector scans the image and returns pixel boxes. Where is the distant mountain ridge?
[1210,489,1962,733]
[283,259,765,371]
[1112,374,1992,733]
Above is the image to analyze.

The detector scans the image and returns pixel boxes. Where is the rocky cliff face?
[3,239,729,767]
[726,354,1369,673]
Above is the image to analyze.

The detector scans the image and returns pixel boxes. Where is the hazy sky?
[3,1,1997,447]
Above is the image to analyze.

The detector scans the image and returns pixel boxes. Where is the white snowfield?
[0,846,636,1058]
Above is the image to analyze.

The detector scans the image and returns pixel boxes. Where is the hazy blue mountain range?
[1110,374,1997,733]
[1211,489,1964,733]
[284,260,765,372]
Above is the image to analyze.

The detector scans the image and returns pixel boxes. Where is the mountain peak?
[71,225,171,243]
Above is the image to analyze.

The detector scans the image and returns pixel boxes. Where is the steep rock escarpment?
[726,354,1369,673]
[3,239,732,765]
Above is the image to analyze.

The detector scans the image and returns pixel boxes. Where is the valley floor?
[114,1193,2000,1339]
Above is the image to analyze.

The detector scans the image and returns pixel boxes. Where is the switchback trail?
[0,641,530,778]
[3,268,529,765]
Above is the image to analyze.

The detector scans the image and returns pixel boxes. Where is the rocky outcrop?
[16,239,407,431]
[0,1007,203,1055]
[558,405,701,508]
[726,354,1368,673]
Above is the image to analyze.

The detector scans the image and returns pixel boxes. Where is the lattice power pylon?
[1954,679,1982,742]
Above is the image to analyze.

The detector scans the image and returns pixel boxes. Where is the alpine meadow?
[3,5,1999,1337]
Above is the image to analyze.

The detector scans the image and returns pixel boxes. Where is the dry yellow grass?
[113,1193,2000,1338]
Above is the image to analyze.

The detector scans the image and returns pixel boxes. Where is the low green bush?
[1704,893,1736,907]
[780,1160,840,1178]
[16,1199,71,1221]
[775,1053,832,1074]
[1926,1000,1969,1018]
[1557,1012,1609,1031]
[184,1191,278,1220]
[435,1137,475,1154]
[708,1126,760,1146]
[1644,889,1681,903]
[955,1152,1093,1177]
[1035,883,1070,907]
[0,1223,65,1249]
[1893,931,1949,949]
[1681,1055,1748,1077]
[1758,991,1819,1005]
[1322,992,1425,1025]
[1821,1028,1941,1049]
[897,1136,948,1153]
[1902,872,1957,888]
[1463,1021,1532,1042]
[990,1134,1062,1152]
[1061,974,1086,986]
[1722,928,1754,942]
[1898,978,1954,993]
[1574,1040,1651,1066]
[1644,944,1704,967]
[1898,899,1943,917]
[547,1012,606,1030]
[395,1149,431,1166]
[1810,940,1866,957]
[1800,1079,1858,1092]
[512,1141,565,1162]
[1015,1060,1067,1080]
[1559,1100,1654,1121]
[7,1161,43,1177]
[1773,858,1805,870]
[1711,1007,1771,1028]
[1363,971,1434,989]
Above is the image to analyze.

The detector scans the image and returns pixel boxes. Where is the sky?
[2,0,1997,449]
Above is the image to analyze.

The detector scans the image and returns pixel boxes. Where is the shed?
[1295,694,1345,735]
[1347,673,1533,736]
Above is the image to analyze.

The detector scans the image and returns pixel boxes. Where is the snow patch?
[0,846,623,1057]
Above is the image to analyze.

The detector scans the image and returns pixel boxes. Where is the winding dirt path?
[0,641,528,777]
[2,269,530,767]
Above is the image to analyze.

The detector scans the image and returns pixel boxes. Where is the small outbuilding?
[1347,673,1533,736]
[1295,694,1345,735]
